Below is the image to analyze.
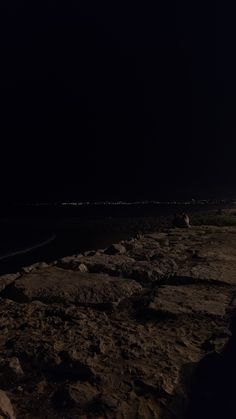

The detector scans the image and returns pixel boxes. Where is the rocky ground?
[1,224,236,418]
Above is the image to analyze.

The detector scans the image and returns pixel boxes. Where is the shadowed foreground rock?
[0,389,15,419]
[0,226,236,418]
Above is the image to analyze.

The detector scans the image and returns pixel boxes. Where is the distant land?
[12,198,236,207]
[13,197,236,208]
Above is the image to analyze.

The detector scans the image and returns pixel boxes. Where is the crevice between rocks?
[159,275,232,288]
[182,313,236,419]
[0,282,29,303]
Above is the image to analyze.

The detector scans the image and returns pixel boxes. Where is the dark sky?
[0,1,234,201]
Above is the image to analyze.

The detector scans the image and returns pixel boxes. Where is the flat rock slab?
[159,226,236,285]
[4,267,142,306]
[148,284,234,318]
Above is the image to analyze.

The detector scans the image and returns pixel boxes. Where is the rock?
[134,379,166,398]
[1,225,236,419]
[83,250,96,257]
[104,244,126,255]
[123,240,143,251]
[77,263,88,273]
[135,233,144,239]
[144,233,169,247]
[0,390,15,419]
[52,386,74,409]
[127,247,149,262]
[59,253,135,277]
[8,357,24,377]
[36,380,47,395]
[51,260,58,266]
[148,284,232,318]
[68,382,98,406]
[126,262,164,285]
[58,255,83,269]
[49,352,97,382]
[90,337,114,355]
[87,393,118,415]
[0,357,24,384]
[21,262,49,274]
[4,267,142,306]
[38,262,50,269]
[52,382,98,410]
[0,274,20,293]
[202,329,231,353]
[150,251,163,261]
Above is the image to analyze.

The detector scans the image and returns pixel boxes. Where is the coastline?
[1,213,236,418]
[0,205,235,275]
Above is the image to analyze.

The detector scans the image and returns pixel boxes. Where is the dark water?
[0,202,232,274]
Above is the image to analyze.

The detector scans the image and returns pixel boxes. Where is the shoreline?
[0,207,235,275]
[1,215,236,417]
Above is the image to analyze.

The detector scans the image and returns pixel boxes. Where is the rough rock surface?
[3,269,142,307]
[0,274,20,293]
[0,226,236,418]
[148,284,233,317]
[0,389,15,419]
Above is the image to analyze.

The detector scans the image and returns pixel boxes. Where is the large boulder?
[4,267,142,307]
[0,390,15,419]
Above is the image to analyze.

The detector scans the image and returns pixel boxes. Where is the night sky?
[0,1,234,202]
